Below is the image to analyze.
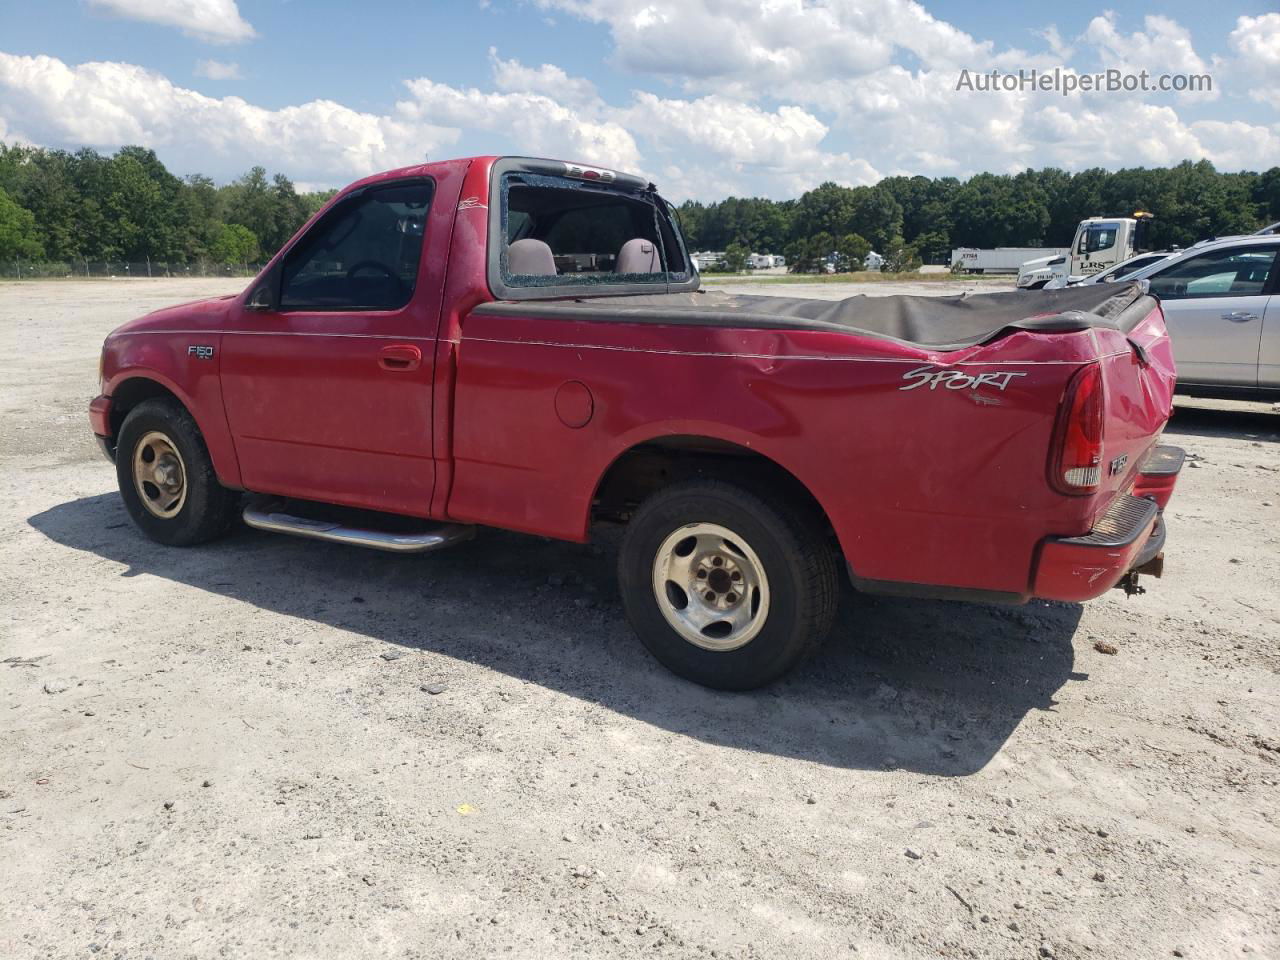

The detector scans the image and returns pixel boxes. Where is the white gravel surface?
[2,278,1277,960]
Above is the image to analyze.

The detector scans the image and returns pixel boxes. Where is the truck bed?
[472,282,1153,351]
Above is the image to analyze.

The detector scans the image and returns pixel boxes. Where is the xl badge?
[188,345,214,360]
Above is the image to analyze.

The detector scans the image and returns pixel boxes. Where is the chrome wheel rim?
[651,522,770,652]
[132,430,187,519]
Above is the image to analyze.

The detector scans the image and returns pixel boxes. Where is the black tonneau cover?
[473,282,1155,351]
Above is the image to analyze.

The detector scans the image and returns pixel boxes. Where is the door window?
[1147,247,1277,300]
[280,181,433,311]
[1078,225,1117,254]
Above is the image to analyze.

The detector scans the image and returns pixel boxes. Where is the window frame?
[1079,224,1117,255]
[1146,244,1279,302]
[275,176,436,314]
[486,156,698,301]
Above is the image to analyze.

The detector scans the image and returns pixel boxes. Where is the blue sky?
[1,0,1277,199]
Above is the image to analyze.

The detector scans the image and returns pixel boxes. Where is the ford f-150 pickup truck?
[90,155,1184,689]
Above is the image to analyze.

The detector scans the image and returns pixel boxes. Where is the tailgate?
[1094,297,1177,510]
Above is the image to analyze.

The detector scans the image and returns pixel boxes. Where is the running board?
[242,501,474,554]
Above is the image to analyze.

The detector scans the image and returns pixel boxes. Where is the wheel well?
[108,378,182,438]
[592,436,833,535]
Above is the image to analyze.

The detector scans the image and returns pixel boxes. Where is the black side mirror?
[245,265,280,312]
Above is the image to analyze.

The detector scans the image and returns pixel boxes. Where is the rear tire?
[618,478,838,690]
[115,398,239,546]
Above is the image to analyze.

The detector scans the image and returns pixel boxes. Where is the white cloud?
[621,93,878,195]
[1229,13,1280,109]
[0,53,456,183]
[87,0,255,44]
[1083,12,1217,102]
[0,15,1275,207]
[488,47,597,106]
[194,59,240,81]
[396,76,642,174]
[1036,25,1074,61]
[536,0,992,89]
[1189,120,1280,173]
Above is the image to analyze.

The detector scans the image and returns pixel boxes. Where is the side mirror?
[245,265,280,312]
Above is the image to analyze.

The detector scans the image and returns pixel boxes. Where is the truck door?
[1072,222,1120,276]
[220,178,447,517]
[1145,244,1277,388]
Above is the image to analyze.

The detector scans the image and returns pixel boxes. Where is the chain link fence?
[6,259,266,280]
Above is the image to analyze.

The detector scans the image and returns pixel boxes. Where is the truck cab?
[1018,213,1155,288]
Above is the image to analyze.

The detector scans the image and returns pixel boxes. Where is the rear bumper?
[1032,444,1183,603]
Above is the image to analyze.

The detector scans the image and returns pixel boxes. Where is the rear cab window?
[487,158,696,300]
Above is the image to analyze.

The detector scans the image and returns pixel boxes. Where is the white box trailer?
[951,247,1069,274]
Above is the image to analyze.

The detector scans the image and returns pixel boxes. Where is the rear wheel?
[115,398,239,546]
[618,479,838,689]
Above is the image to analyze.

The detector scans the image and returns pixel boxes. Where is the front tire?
[115,398,239,546]
[618,479,838,690]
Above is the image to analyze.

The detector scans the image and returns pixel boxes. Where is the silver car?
[1119,235,1279,400]
[1043,251,1176,289]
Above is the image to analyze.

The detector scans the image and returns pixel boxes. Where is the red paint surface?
[92,155,1181,603]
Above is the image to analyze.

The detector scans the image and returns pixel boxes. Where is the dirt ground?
[2,278,1277,960]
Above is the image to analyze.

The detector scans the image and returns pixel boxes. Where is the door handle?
[379,344,422,371]
[1221,311,1258,322]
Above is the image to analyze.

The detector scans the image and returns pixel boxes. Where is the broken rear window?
[497,171,690,291]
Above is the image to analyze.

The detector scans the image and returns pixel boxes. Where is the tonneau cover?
[473,282,1155,351]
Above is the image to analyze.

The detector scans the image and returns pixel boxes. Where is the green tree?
[882,238,922,273]
[0,187,43,259]
[834,233,870,272]
[209,223,259,264]
[723,242,749,272]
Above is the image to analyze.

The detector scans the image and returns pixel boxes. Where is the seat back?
[507,238,557,276]
[616,238,660,274]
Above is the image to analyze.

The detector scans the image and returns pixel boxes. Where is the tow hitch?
[1117,551,1164,597]
[1117,571,1145,597]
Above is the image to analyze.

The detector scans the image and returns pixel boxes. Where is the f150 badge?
[899,366,1027,392]
[187,345,214,360]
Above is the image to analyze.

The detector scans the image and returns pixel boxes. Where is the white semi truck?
[1017,213,1155,288]
[950,246,1068,274]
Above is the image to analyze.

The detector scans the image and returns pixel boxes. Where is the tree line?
[677,160,1280,272]
[0,143,336,265]
[2,143,1277,272]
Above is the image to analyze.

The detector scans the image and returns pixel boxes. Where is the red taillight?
[1049,363,1105,495]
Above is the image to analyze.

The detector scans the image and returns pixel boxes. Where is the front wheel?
[618,479,838,690]
[115,398,239,546]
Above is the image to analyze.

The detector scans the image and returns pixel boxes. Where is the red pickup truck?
[90,155,1183,689]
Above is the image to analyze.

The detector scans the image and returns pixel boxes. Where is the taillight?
[1049,363,1105,495]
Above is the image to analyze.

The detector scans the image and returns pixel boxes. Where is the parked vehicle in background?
[1018,213,1155,288]
[1118,235,1279,399]
[88,155,1183,690]
[952,246,1068,274]
[1043,251,1176,289]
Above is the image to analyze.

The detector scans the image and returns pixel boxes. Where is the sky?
[0,0,1277,200]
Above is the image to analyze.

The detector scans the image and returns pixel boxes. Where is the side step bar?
[242,501,475,554]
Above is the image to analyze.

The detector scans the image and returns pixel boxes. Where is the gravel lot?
[2,278,1277,960]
